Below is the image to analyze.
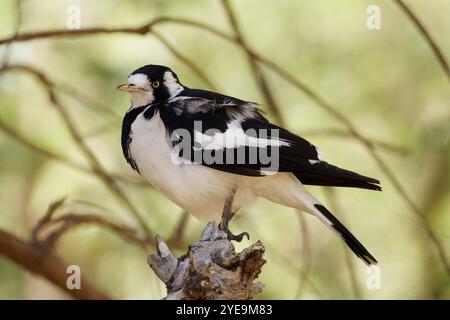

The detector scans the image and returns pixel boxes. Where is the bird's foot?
[226,230,250,242]
[219,186,249,242]
[219,221,250,242]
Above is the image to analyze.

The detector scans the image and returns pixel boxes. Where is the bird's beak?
[116,84,134,92]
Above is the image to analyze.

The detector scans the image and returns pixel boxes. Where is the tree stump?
[147,221,265,300]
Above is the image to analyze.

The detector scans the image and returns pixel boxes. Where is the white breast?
[128,110,256,220]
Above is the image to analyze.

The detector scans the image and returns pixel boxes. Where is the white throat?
[130,90,154,108]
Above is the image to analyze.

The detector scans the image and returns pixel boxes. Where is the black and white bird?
[117,65,381,266]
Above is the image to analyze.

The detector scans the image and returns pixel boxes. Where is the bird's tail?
[312,203,377,266]
[295,187,377,266]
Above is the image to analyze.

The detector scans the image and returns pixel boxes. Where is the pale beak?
[116,84,135,92]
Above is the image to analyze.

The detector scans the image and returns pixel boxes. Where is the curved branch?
[221,0,284,124]
[392,0,450,81]
[0,117,147,186]
[0,26,150,44]
[0,229,109,300]
[152,30,216,90]
[31,200,184,253]
[301,128,409,155]
[0,0,22,67]
[324,189,362,299]
[36,214,156,250]
[0,17,234,46]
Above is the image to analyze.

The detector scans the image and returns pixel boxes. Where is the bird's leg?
[219,187,250,242]
[219,189,235,236]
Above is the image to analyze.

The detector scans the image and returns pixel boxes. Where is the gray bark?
[147,221,265,300]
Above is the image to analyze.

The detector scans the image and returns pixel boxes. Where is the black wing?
[159,90,381,191]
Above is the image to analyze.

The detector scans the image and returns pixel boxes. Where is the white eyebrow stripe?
[194,120,291,150]
[128,73,150,88]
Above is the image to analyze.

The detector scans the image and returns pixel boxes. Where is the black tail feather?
[295,162,382,191]
[297,173,382,191]
[314,204,377,266]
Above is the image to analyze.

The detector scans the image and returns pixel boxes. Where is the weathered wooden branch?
[148,221,265,300]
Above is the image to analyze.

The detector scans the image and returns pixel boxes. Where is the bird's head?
[116,65,184,108]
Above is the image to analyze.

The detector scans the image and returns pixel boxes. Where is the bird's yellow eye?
[152,81,160,88]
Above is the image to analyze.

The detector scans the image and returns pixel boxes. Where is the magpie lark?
[117,65,381,266]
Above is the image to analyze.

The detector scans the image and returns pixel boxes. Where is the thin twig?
[55,82,122,124]
[0,0,22,67]
[37,213,156,250]
[324,189,362,299]
[31,201,184,253]
[0,117,145,186]
[369,148,450,274]
[221,0,284,124]
[237,217,325,298]
[392,0,450,81]
[0,17,235,46]
[0,26,150,44]
[255,230,325,299]
[295,214,313,299]
[152,30,216,90]
[31,197,67,245]
[170,211,190,246]
[301,128,409,156]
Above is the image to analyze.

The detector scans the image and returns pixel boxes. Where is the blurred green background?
[0,0,449,299]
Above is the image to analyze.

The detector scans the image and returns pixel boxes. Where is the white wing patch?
[315,147,325,160]
[194,119,291,150]
[308,147,325,164]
